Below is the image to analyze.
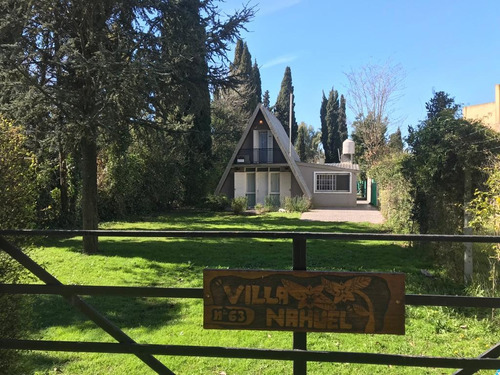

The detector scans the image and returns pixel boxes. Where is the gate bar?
[452,343,500,375]
[293,238,307,375]
[0,236,173,375]
[1,284,499,308]
[2,338,500,370]
[1,229,500,243]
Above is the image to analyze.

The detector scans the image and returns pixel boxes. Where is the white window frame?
[314,172,351,193]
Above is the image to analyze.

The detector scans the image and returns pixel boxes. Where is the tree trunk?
[81,128,98,254]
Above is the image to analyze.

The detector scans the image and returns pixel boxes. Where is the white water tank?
[341,139,355,163]
[342,139,355,155]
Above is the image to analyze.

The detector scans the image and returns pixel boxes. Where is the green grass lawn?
[18,212,500,374]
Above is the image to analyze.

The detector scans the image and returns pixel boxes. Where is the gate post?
[293,237,307,375]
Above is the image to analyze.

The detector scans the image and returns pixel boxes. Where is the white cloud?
[261,54,298,69]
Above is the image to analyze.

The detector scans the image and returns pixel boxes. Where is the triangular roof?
[215,104,312,197]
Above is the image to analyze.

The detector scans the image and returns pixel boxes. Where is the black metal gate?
[1,230,500,374]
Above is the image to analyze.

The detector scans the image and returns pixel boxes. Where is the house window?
[314,172,351,193]
[246,172,256,207]
[269,172,280,205]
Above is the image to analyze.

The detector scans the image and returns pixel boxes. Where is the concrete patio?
[300,201,385,224]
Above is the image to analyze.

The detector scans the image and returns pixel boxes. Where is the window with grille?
[314,172,351,193]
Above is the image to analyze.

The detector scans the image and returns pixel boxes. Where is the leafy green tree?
[351,112,387,172]
[0,0,254,252]
[274,66,297,143]
[404,92,500,235]
[425,91,460,120]
[369,151,414,233]
[468,156,500,298]
[0,117,36,228]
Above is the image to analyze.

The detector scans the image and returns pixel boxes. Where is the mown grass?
[18,212,500,374]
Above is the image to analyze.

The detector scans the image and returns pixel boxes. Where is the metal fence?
[1,229,500,375]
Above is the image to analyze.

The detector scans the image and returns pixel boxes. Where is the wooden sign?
[204,269,405,335]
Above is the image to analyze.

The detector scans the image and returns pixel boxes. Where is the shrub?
[283,196,312,213]
[369,152,415,233]
[205,194,230,211]
[231,197,248,214]
[264,195,280,212]
[0,117,35,374]
[254,203,267,214]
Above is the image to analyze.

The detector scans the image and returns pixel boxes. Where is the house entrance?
[234,169,292,207]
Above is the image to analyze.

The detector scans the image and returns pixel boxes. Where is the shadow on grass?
[30,294,181,331]
[30,212,470,310]
[101,211,386,233]
[19,351,72,374]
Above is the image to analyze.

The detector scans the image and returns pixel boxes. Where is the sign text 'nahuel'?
[203,270,405,335]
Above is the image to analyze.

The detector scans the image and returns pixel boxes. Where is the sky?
[219,0,500,138]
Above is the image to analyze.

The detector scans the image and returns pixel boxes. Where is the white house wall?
[297,163,358,208]
[280,172,292,199]
[234,172,246,198]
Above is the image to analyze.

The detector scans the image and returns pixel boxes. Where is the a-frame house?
[215,104,359,208]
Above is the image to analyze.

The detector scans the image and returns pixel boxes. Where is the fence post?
[293,237,307,375]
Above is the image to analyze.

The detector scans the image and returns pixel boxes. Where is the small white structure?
[341,139,355,163]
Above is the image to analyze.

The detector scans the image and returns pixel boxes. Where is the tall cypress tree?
[251,60,262,108]
[219,39,260,115]
[274,66,297,143]
[262,90,270,109]
[320,91,328,160]
[338,94,348,145]
[325,88,340,163]
[232,39,244,72]
[238,42,252,78]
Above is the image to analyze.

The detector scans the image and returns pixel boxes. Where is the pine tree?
[262,90,271,108]
[274,66,297,143]
[0,0,254,252]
